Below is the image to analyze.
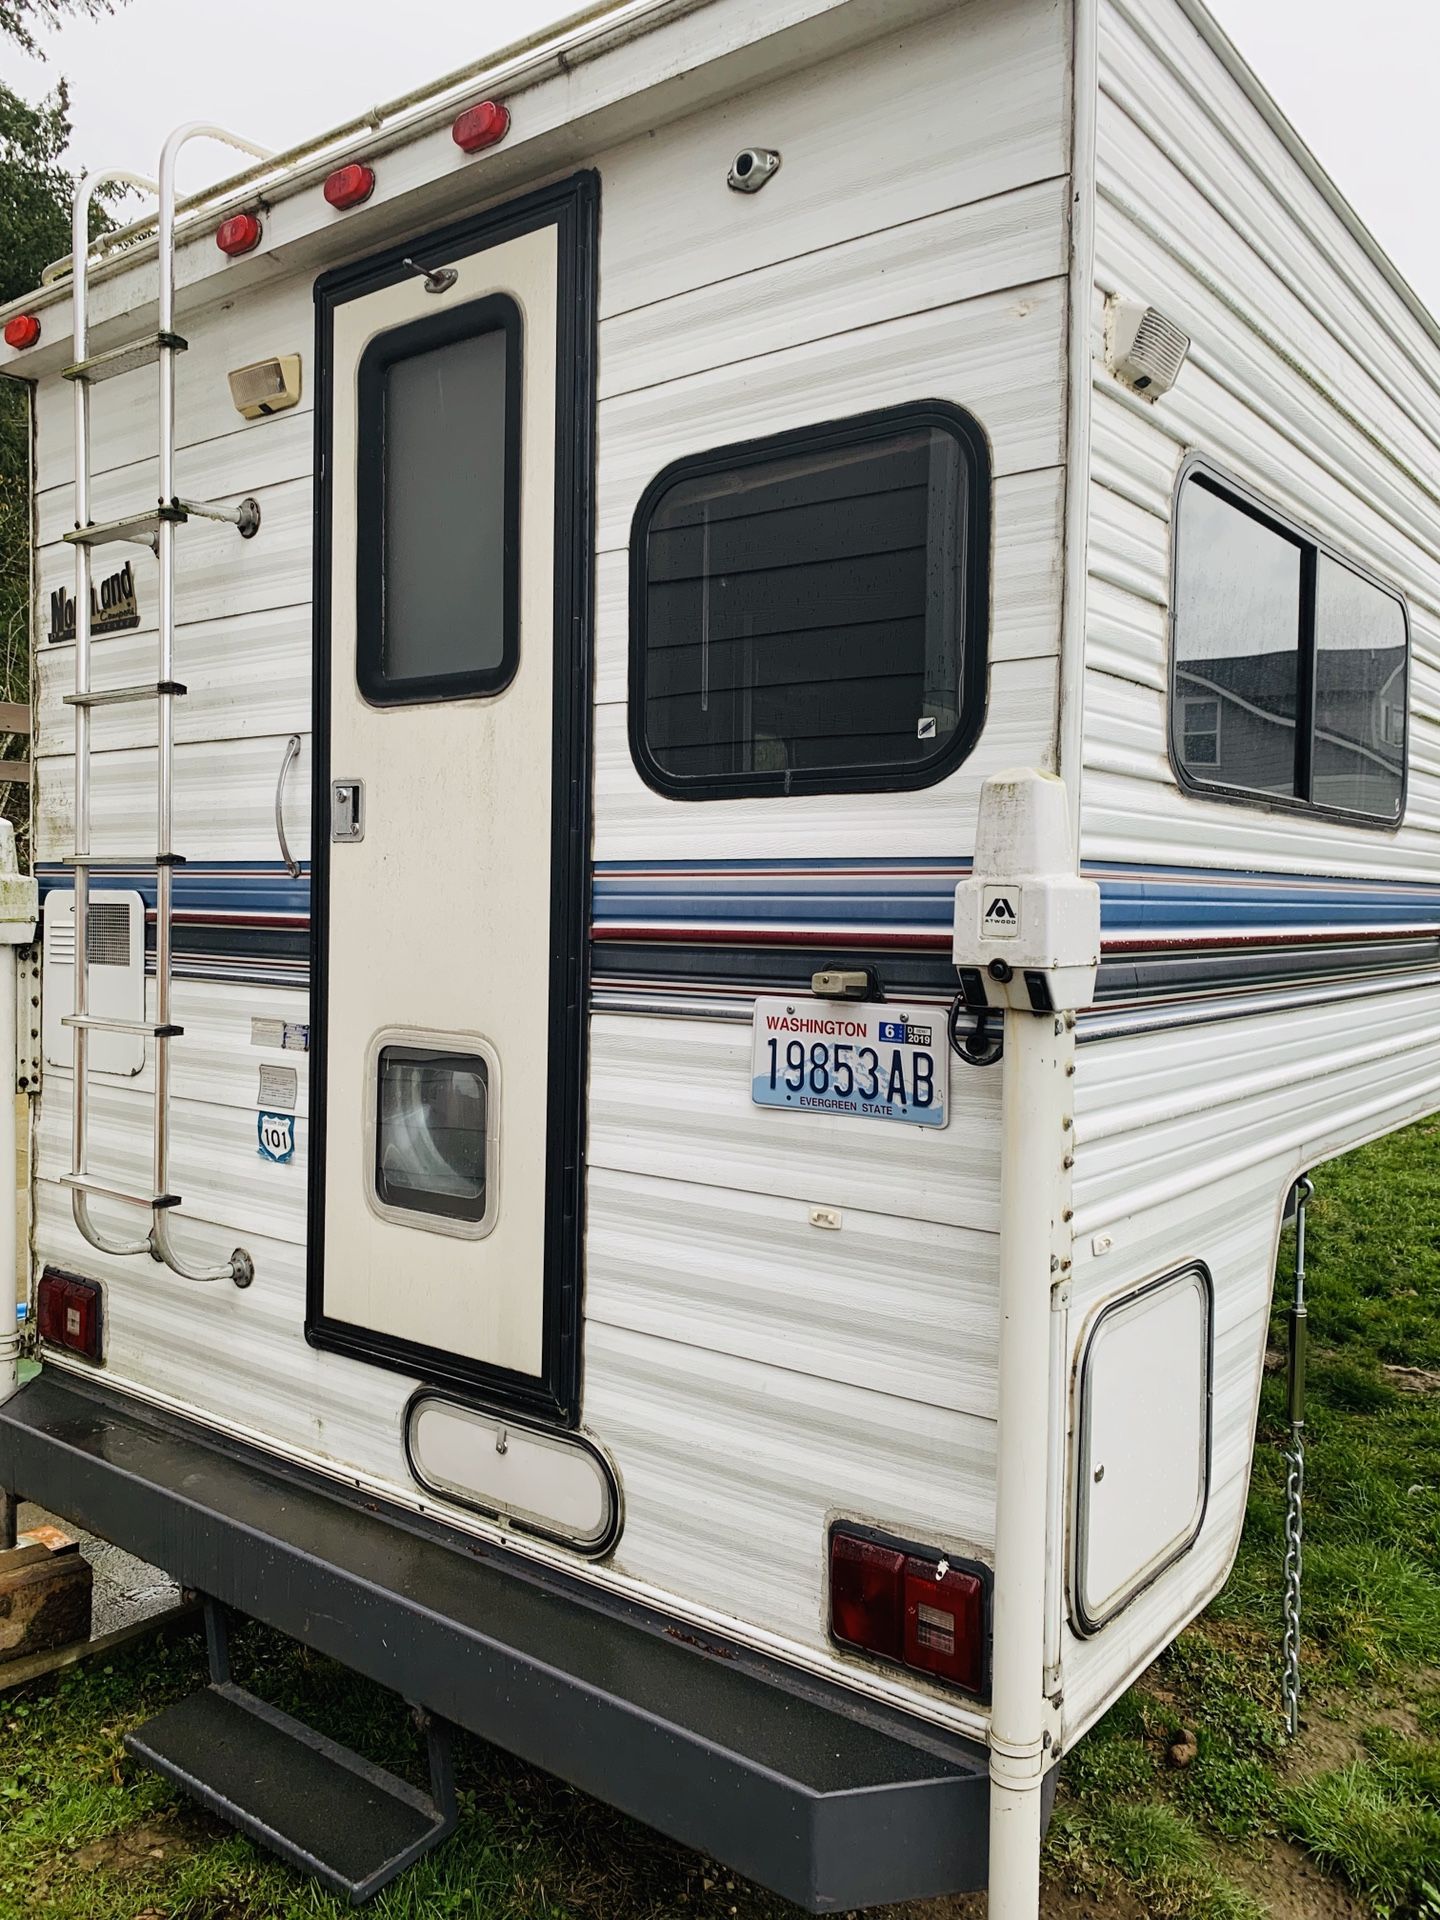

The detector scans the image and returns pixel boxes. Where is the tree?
[0,0,115,58]
[0,0,125,852]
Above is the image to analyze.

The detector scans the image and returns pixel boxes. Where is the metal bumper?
[0,1371,991,1911]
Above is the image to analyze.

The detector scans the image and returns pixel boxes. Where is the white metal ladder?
[62,127,274,1287]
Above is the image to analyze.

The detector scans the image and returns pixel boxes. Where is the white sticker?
[257,1112,295,1163]
[250,1016,284,1048]
[282,1022,310,1053]
[981,885,1021,937]
[258,1064,297,1112]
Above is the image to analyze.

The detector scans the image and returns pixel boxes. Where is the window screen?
[630,404,989,797]
[1172,469,1407,823]
[375,1044,490,1226]
[355,296,521,704]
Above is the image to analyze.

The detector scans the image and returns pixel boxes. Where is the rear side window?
[629,403,990,798]
[355,296,521,705]
[1172,468,1407,823]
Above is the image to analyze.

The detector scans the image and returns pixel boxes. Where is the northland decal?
[48,562,140,643]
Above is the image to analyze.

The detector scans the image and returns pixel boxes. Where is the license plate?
[750,997,948,1129]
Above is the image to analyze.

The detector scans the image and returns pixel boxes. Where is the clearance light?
[324,162,376,210]
[829,1526,988,1695]
[215,212,263,257]
[3,314,41,350]
[36,1269,103,1364]
[452,99,510,154]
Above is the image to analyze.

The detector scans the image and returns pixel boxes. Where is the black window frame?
[1169,456,1410,829]
[355,293,523,707]
[627,400,992,801]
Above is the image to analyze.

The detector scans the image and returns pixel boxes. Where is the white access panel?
[1073,1265,1212,1632]
[41,888,146,1077]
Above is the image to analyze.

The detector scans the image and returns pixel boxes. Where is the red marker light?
[324,162,376,210]
[215,212,263,257]
[3,313,41,351]
[451,99,510,154]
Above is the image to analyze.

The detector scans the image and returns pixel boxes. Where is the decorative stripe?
[32,857,1440,1004]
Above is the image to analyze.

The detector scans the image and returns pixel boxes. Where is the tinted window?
[376,1045,489,1225]
[1312,555,1407,819]
[1172,470,1407,823]
[356,298,520,704]
[631,406,989,797]
[1174,478,1302,798]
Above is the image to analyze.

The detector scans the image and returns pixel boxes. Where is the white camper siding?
[25,0,1073,1724]
[1059,0,1440,1740]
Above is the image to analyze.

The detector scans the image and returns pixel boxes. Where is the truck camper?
[1,0,1435,1912]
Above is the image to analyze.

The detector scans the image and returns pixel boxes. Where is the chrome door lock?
[331,779,364,843]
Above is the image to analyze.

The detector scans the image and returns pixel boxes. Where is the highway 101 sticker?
[750,996,948,1129]
[257,1111,296,1164]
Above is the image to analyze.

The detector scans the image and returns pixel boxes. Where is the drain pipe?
[953,771,1099,1920]
[0,820,38,1411]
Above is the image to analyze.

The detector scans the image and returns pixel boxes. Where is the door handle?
[331,779,364,843]
[275,734,301,877]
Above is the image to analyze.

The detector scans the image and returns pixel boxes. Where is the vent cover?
[41,889,146,1077]
[1106,297,1190,398]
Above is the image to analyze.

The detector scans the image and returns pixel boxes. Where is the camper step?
[64,680,188,708]
[125,1679,457,1904]
[62,1015,184,1038]
[60,1173,180,1208]
[63,331,188,384]
[63,504,187,548]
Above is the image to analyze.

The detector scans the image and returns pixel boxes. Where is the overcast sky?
[4,0,1438,315]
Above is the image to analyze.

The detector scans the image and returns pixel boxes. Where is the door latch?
[331,779,364,843]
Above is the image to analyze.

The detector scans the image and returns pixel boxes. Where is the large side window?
[629,403,990,799]
[1172,468,1408,823]
[355,296,521,705]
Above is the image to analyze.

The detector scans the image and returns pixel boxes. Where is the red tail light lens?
[215,212,263,257]
[451,99,510,154]
[829,1526,988,1694]
[36,1270,103,1363]
[903,1556,985,1691]
[324,162,376,210]
[830,1532,905,1660]
[3,313,41,350]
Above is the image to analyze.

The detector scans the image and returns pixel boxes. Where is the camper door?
[308,180,594,1421]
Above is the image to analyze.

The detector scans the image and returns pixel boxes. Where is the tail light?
[36,1270,104,1363]
[215,212,263,257]
[829,1524,988,1695]
[4,313,41,350]
[452,99,510,154]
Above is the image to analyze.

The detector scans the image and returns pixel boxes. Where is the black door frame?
[305,171,598,1426]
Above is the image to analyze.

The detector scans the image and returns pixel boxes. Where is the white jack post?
[952,771,1100,1920]
[0,820,38,1411]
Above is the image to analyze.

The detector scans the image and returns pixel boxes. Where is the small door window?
[371,1040,497,1234]
[629,402,990,798]
[355,296,521,704]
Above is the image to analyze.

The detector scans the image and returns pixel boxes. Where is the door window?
[355,297,521,704]
[372,1040,496,1233]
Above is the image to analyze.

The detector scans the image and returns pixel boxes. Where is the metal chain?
[1282,1175,1314,1739]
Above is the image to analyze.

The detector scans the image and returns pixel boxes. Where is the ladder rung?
[62,1173,180,1210]
[63,1015,183,1038]
[64,504,187,548]
[63,853,186,869]
[64,681,187,708]
[63,331,187,384]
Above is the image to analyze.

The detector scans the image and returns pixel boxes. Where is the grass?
[2,1120,1438,1919]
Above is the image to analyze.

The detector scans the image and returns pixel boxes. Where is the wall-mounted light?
[228,354,302,419]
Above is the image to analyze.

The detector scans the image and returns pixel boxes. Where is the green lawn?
[2,1121,1438,1920]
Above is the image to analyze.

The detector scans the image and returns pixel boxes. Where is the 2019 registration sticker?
[750,996,949,1129]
